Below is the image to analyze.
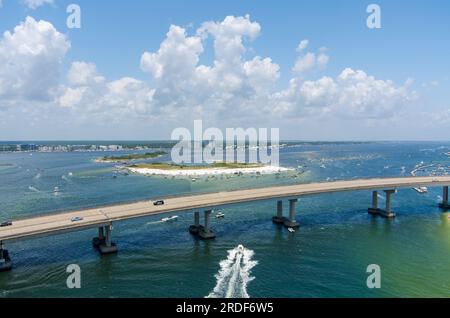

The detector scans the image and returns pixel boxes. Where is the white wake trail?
[207,245,257,299]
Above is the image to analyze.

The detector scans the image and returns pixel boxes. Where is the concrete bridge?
[1,176,449,272]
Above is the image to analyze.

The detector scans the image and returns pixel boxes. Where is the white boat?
[237,244,245,253]
[287,227,296,233]
[53,186,60,195]
[413,187,428,194]
[216,212,225,219]
[161,215,178,222]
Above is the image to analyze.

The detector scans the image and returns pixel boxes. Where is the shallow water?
[0,142,449,297]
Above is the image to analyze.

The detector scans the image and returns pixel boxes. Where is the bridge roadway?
[1,176,449,244]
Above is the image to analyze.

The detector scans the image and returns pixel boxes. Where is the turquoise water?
[0,142,449,297]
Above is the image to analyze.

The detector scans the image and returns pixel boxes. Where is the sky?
[0,0,449,141]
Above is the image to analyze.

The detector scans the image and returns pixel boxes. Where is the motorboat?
[161,216,178,222]
[216,212,225,219]
[288,227,296,233]
[413,187,428,194]
[237,245,245,253]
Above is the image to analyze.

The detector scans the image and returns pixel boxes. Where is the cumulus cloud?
[140,25,203,80]
[60,62,155,118]
[292,42,329,74]
[0,15,416,132]
[296,39,309,52]
[0,16,70,104]
[21,0,54,9]
[293,52,316,73]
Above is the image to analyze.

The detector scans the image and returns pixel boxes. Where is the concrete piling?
[198,210,216,240]
[0,241,12,272]
[439,186,450,210]
[369,190,396,218]
[272,200,285,224]
[283,199,300,229]
[93,224,118,255]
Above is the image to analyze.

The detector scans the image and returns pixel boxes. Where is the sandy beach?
[127,165,293,177]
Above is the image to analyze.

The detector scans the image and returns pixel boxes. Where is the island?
[126,162,293,177]
[96,151,167,163]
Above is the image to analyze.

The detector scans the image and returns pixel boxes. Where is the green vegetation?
[129,162,264,170]
[99,151,167,162]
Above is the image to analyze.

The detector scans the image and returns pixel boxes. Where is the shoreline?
[127,165,294,177]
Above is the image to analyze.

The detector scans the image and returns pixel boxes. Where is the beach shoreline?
[127,165,293,177]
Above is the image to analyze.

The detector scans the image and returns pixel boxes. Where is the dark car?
[0,221,12,227]
[153,200,165,206]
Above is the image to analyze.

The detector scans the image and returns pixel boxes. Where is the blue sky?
[0,0,449,140]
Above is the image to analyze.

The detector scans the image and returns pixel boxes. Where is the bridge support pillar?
[189,211,201,235]
[368,191,382,215]
[94,224,118,255]
[368,190,396,218]
[0,241,12,272]
[272,200,285,224]
[379,190,396,218]
[284,199,300,229]
[198,210,216,240]
[439,186,450,210]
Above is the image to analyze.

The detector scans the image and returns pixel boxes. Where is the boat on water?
[53,186,60,195]
[413,186,428,194]
[161,216,178,222]
[216,212,225,219]
[237,244,245,253]
[288,227,296,233]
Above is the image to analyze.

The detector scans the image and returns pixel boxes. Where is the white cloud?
[21,0,54,9]
[292,42,330,74]
[60,63,155,117]
[273,68,414,119]
[0,15,417,137]
[140,25,203,80]
[296,39,309,52]
[317,53,329,69]
[0,16,70,104]
[67,61,105,86]
[197,15,261,66]
[293,52,316,73]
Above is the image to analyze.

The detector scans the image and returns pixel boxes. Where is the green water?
[0,142,449,297]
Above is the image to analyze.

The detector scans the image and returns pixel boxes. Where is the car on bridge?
[0,221,12,227]
[153,200,165,206]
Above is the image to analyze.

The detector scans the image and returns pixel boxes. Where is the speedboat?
[53,186,60,195]
[288,227,296,233]
[216,212,225,219]
[237,245,245,253]
[161,216,178,222]
[413,187,428,194]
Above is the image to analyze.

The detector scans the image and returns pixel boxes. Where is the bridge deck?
[1,176,449,242]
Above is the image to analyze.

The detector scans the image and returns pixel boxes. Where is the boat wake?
[207,245,257,299]
[146,216,179,225]
[28,186,40,192]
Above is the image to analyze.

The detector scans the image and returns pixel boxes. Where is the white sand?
[128,165,293,177]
